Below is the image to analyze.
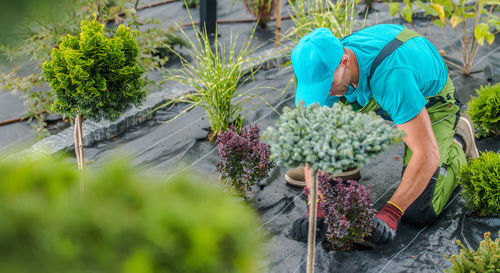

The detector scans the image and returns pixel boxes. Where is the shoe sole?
[459,116,480,159]
[285,174,306,187]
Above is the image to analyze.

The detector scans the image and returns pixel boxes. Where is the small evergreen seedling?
[445,231,500,273]
[262,101,402,175]
[216,124,275,197]
[43,17,145,171]
[262,101,401,263]
[317,174,375,250]
[467,83,500,138]
[458,151,500,216]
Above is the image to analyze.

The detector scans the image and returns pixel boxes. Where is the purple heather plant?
[216,124,275,197]
[315,173,376,250]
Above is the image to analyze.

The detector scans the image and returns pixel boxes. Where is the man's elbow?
[427,148,440,168]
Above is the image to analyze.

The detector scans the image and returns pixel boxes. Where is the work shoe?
[285,166,361,187]
[455,114,479,159]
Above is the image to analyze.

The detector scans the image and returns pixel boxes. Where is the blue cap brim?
[295,73,334,107]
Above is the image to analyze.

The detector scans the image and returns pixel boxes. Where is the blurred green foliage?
[0,154,265,273]
[467,82,500,138]
[43,18,145,121]
[458,151,500,216]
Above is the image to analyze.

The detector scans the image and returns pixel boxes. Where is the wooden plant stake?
[275,0,282,47]
[306,168,318,273]
[74,114,84,171]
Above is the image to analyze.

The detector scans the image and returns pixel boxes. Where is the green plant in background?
[262,101,403,175]
[43,17,145,170]
[387,0,499,75]
[159,16,259,140]
[466,82,500,138]
[287,0,364,42]
[242,0,276,30]
[458,151,500,216]
[444,231,500,273]
[0,154,266,273]
[0,0,187,137]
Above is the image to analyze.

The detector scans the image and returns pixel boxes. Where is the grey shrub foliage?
[262,101,403,175]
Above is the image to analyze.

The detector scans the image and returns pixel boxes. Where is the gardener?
[288,24,479,245]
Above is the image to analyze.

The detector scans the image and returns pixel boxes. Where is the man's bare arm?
[390,108,440,211]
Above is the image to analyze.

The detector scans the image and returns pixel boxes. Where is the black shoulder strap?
[367,28,420,90]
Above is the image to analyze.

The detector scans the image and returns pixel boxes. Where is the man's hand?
[367,202,404,245]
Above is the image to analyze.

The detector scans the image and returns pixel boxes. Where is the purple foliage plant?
[216,124,275,197]
[314,173,376,250]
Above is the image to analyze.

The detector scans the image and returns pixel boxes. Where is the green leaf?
[430,4,446,24]
[402,4,413,23]
[432,19,446,27]
[388,2,401,17]
[488,19,500,32]
[474,23,490,46]
[485,33,495,45]
[450,14,462,28]
[415,1,438,16]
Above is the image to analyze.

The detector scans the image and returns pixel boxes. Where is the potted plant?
[216,124,276,197]
[42,17,146,172]
[316,174,375,250]
[262,101,402,271]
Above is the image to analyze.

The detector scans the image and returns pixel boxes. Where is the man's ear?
[340,54,349,67]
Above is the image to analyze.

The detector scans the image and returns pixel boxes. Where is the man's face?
[328,60,350,97]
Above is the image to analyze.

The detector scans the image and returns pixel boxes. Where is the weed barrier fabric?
[86,70,499,273]
[6,1,500,272]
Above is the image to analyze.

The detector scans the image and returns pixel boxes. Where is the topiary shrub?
[216,124,276,197]
[316,175,375,250]
[42,17,145,170]
[261,101,403,175]
[0,154,265,273]
[242,0,276,30]
[445,231,500,273]
[466,83,500,138]
[458,151,500,216]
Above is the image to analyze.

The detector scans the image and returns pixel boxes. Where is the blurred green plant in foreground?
[0,154,266,273]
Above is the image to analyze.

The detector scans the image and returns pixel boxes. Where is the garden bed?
[1,1,499,272]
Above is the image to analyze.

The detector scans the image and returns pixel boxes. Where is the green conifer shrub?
[466,83,500,138]
[458,151,500,216]
[0,154,265,273]
[445,231,500,273]
[43,18,145,122]
[261,101,402,175]
[42,17,145,170]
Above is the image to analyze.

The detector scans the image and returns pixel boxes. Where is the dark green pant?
[401,77,467,226]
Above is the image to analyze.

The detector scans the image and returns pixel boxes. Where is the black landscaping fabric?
[3,1,500,272]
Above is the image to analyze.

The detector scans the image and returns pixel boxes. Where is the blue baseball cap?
[291,28,344,107]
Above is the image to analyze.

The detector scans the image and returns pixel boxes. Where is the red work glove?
[367,201,404,244]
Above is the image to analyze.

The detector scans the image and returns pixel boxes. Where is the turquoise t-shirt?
[332,24,448,125]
